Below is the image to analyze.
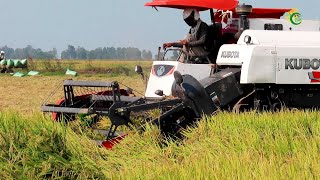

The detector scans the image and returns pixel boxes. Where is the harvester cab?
[41,0,320,149]
[145,48,213,98]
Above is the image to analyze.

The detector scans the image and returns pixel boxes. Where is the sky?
[0,0,319,54]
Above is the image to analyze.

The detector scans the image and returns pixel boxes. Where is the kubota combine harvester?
[42,0,320,149]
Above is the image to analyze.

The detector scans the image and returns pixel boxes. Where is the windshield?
[162,49,186,61]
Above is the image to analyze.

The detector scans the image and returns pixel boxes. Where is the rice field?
[0,111,320,179]
[0,60,320,179]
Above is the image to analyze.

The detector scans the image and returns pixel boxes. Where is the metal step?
[63,80,115,87]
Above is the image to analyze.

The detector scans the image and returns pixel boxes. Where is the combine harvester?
[42,0,320,149]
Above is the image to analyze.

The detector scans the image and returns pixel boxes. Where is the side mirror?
[135,65,143,75]
[135,65,146,82]
[158,47,161,61]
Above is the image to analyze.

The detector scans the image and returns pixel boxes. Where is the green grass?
[1,110,320,179]
[0,112,107,179]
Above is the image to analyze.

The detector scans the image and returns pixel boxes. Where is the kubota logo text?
[285,58,320,70]
[221,51,239,58]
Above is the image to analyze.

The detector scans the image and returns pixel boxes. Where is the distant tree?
[136,49,142,59]
[67,45,76,59]
[61,45,77,59]
[13,48,25,59]
[88,50,96,59]
[76,46,88,59]
[117,47,125,59]
[108,47,117,59]
[0,45,55,59]
[34,48,46,58]
[125,47,141,60]
[141,50,147,59]
[48,48,58,59]
[101,47,108,59]
[142,50,152,60]
[147,50,152,60]
[95,47,103,59]
[59,45,152,60]
[24,45,33,57]
[61,50,68,59]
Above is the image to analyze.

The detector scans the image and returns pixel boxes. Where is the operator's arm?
[165,28,191,48]
[171,28,192,47]
[188,23,208,47]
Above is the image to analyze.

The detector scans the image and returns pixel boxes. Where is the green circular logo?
[290,12,302,25]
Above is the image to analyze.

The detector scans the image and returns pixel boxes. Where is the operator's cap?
[0,51,4,54]
[183,9,200,20]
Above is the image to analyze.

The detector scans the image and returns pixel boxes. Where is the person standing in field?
[162,9,214,64]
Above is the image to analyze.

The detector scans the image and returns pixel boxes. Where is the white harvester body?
[217,30,320,84]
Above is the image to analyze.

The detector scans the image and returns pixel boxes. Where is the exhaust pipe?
[235,4,252,31]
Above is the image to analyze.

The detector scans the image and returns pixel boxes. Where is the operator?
[163,9,215,64]
[0,51,6,73]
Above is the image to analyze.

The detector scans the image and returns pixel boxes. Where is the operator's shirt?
[174,20,211,49]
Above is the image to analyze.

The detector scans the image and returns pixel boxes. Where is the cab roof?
[145,0,292,19]
[145,0,239,11]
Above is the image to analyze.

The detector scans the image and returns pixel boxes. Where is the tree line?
[0,45,153,60]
